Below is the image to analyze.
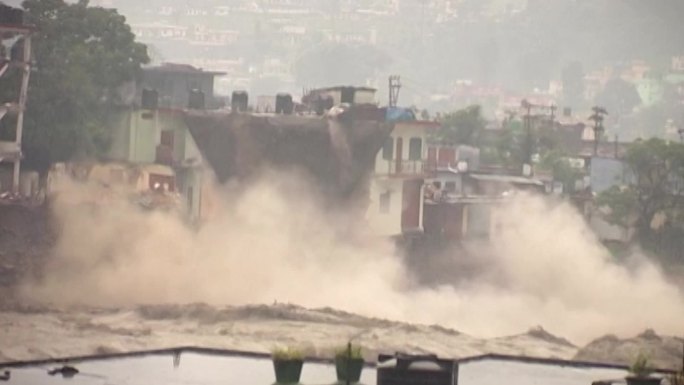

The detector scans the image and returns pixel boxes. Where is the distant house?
[423,167,545,241]
[636,73,665,107]
[366,117,546,240]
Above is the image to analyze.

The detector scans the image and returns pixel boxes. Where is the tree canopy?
[1,0,148,171]
[595,78,642,117]
[597,138,684,260]
[435,105,486,146]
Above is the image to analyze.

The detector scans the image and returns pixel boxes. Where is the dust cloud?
[19,173,684,345]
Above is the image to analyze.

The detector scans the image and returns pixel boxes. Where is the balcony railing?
[375,160,426,176]
[377,160,476,176]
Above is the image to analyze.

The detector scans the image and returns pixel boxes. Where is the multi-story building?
[366,119,438,237]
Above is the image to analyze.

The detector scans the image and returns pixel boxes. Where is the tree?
[597,138,684,260]
[595,77,642,116]
[2,0,149,171]
[539,149,583,193]
[435,105,486,146]
[561,61,585,110]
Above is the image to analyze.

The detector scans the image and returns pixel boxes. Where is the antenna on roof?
[388,75,401,107]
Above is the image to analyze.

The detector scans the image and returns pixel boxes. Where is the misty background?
[34,0,684,141]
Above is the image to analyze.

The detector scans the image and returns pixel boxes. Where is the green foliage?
[272,347,304,361]
[334,344,363,360]
[625,139,684,230]
[538,150,583,193]
[11,0,148,171]
[629,352,653,378]
[595,78,642,116]
[435,105,485,146]
[597,138,684,260]
[596,186,638,227]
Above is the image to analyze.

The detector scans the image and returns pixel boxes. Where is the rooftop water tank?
[275,93,293,115]
[231,91,248,113]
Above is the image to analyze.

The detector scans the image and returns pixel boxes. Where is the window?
[379,191,391,213]
[149,174,175,192]
[382,138,393,160]
[160,130,175,147]
[409,137,422,161]
[445,181,456,192]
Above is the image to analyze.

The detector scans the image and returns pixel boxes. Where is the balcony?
[375,160,426,176]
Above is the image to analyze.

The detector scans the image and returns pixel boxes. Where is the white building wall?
[366,178,404,237]
[366,120,435,236]
[373,123,429,174]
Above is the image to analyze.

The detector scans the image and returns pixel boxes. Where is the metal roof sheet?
[468,173,545,186]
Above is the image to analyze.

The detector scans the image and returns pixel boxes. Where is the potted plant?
[272,347,304,384]
[335,343,364,383]
[626,353,661,385]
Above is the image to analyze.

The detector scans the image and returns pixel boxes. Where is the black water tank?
[0,5,24,25]
[188,89,205,109]
[315,95,334,116]
[340,87,355,104]
[232,91,248,112]
[141,88,158,110]
[377,354,459,385]
[275,93,293,114]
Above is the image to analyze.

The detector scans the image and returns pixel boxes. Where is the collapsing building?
[184,88,392,208]
[82,71,396,221]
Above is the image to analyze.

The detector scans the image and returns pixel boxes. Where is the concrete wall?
[373,121,431,175]
[590,157,634,194]
[109,109,196,165]
[589,214,633,243]
[107,108,209,220]
[366,178,404,236]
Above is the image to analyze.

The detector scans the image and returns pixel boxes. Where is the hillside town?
[0,1,684,384]
[42,1,676,141]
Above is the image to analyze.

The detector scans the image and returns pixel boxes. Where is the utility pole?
[520,99,556,176]
[388,75,401,107]
[521,99,533,167]
[589,106,608,156]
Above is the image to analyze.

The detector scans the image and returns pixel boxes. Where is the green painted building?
[108,108,207,222]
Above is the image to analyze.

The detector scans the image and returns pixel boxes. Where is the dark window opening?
[382,138,394,160]
[409,137,422,161]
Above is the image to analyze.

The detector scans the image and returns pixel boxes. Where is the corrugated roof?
[144,63,226,76]
[3,349,667,385]
[469,173,545,186]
